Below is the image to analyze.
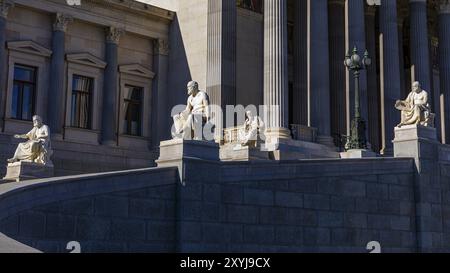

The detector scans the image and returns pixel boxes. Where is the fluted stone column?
[151,38,169,148]
[48,13,72,138]
[379,0,402,155]
[328,0,346,145]
[409,0,432,93]
[308,0,332,145]
[365,5,381,153]
[264,0,291,143]
[439,0,450,143]
[292,0,308,126]
[346,0,369,141]
[0,0,13,130]
[101,27,123,146]
[206,0,236,141]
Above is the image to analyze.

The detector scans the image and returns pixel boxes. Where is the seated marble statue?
[172,81,211,140]
[7,115,53,166]
[240,111,265,148]
[395,81,434,128]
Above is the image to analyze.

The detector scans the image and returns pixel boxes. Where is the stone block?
[146,221,176,242]
[304,194,330,210]
[75,217,111,240]
[202,223,225,243]
[45,214,76,239]
[227,205,258,224]
[366,183,389,200]
[330,196,355,211]
[318,212,344,227]
[340,149,377,159]
[390,216,412,231]
[303,227,331,246]
[275,191,304,208]
[287,208,318,226]
[156,139,220,171]
[243,226,274,244]
[3,161,54,182]
[220,144,269,161]
[179,221,202,242]
[19,211,46,238]
[94,196,128,218]
[110,219,146,241]
[244,188,274,206]
[344,213,368,229]
[259,207,289,225]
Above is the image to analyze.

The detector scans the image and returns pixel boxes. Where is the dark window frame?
[123,85,143,137]
[71,74,94,130]
[12,64,37,121]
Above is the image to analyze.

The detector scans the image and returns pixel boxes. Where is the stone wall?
[0,156,425,253]
[0,167,179,253]
[176,158,417,253]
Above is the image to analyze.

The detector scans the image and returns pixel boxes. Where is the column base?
[261,138,340,160]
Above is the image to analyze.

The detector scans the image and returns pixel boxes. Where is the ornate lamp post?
[344,47,372,151]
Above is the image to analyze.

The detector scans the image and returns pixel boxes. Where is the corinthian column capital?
[0,0,14,19]
[53,13,73,32]
[439,0,450,14]
[105,26,124,44]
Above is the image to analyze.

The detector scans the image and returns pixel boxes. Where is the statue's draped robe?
[12,125,52,165]
[396,91,429,126]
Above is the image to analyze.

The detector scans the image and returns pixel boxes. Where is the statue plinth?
[3,161,54,182]
[340,149,377,159]
[220,144,269,161]
[393,124,438,142]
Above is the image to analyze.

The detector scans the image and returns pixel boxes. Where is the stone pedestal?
[393,125,439,171]
[3,161,54,182]
[220,144,269,162]
[340,149,377,159]
[156,139,220,180]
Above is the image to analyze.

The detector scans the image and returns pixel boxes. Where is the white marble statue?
[7,115,53,166]
[395,81,434,128]
[240,111,265,148]
[172,81,211,140]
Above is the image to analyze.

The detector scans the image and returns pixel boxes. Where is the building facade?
[1,0,450,175]
[0,0,173,175]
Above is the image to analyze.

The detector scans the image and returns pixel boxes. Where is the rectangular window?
[71,75,93,129]
[123,85,143,136]
[12,65,36,121]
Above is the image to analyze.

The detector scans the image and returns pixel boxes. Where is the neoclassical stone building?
[0,0,173,175]
[1,0,450,174]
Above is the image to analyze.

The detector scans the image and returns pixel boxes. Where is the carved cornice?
[53,13,73,32]
[153,38,169,56]
[0,0,14,19]
[105,26,124,44]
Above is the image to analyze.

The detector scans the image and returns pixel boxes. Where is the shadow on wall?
[168,14,192,117]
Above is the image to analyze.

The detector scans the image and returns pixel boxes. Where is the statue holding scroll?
[395,81,434,128]
[7,115,53,166]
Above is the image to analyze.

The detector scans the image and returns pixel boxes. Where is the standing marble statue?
[7,115,53,166]
[395,81,434,128]
[240,111,265,147]
[172,81,211,140]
